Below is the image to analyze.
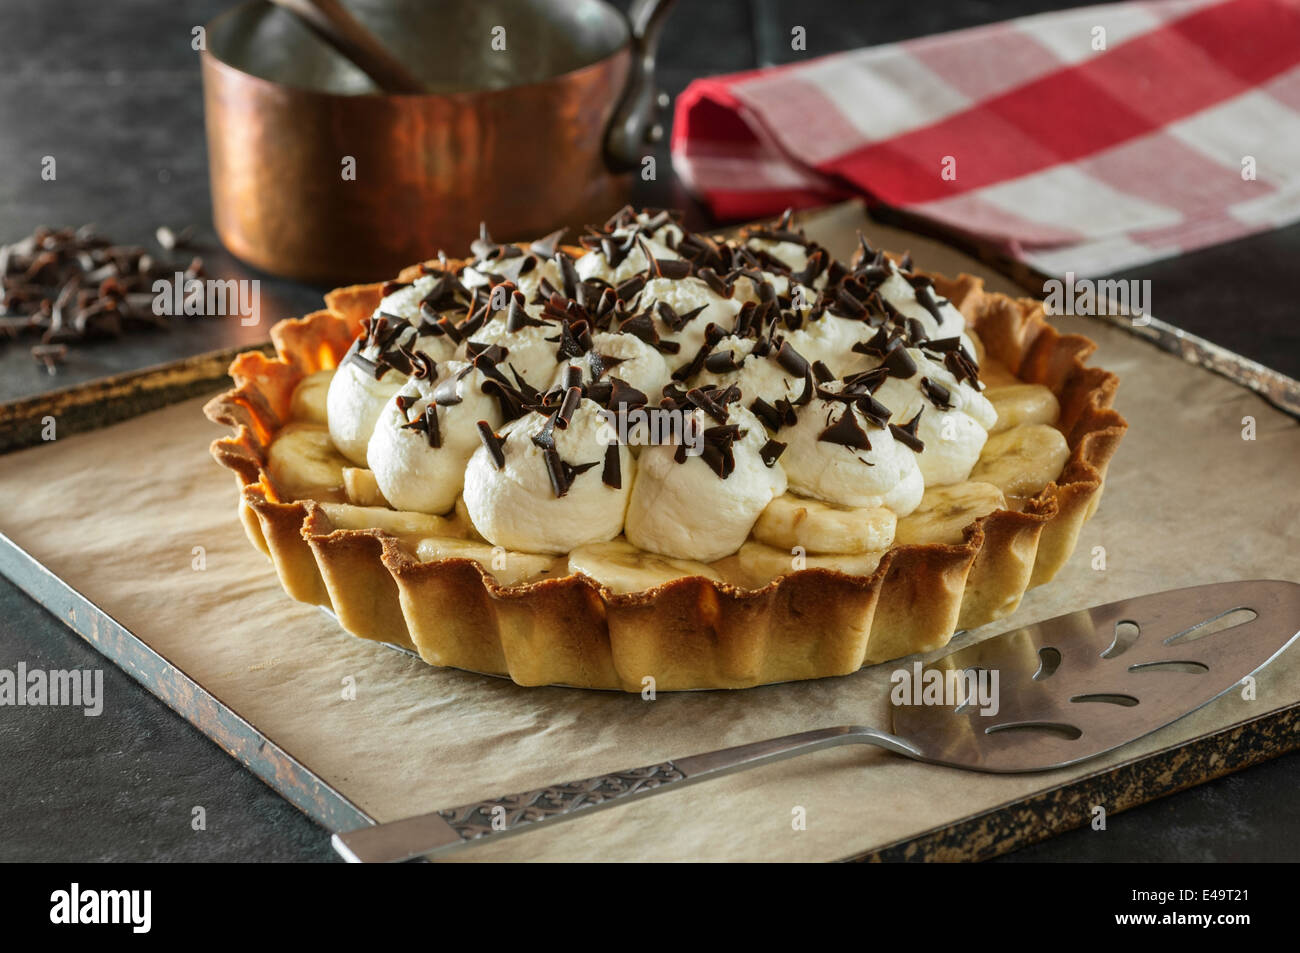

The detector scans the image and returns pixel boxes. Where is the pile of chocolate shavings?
[0,224,203,371]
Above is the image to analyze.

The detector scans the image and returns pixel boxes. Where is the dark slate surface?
[1,0,1297,862]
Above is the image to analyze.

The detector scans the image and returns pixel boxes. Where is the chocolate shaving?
[529,228,567,259]
[904,317,928,346]
[432,365,472,406]
[819,407,872,451]
[607,378,648,410]
[547,317,591,361]
[617,312,666,352]
[685,386,731,424]
[476,421,506,469]
[704,347,743,374]
[759,438,787,467]
[944,348,981,387]
[775,340,809,378]
[853,324,895,358]
[655,300,706,333]
[925,336,965,352]
[542,446,598,498]
[671,324,726,382]
[400,346,436,380]
[542,447,568,496]
[750,396,797,431]
[697,424,741,479]
[558,252,580,300]
[882,343,918,379]
[697,267,729,297]
[470,223,521,262]
[581,349,620,380]
[602,443,622,489]
[556,385,582,428]
[505,291,545,332]
[853,394,892,429]
[530,405,558,449]
[909,276,949,324]
[842,366,889,393]
[920,377,953,410]
[615,273,646,302]
[401,403,443,449]
[345,314,413,380]
[652,258,693,280]
[889,408,925,453]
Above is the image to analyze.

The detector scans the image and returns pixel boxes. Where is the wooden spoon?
[267,0,428,94]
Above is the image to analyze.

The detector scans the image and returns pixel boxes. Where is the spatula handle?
[332,725,918,862]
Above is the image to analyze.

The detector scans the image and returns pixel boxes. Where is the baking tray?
[2,203,1299,860]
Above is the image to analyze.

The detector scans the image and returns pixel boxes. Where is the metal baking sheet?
[2,202,1298,860]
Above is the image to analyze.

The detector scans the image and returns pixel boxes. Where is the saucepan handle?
[604,0,679,171]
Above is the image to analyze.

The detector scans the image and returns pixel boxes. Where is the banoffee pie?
[205,209,1126,690]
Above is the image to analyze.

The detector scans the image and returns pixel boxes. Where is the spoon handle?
[268,0,427,94]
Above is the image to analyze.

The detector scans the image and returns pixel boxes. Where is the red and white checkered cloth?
[671,0,1300,276]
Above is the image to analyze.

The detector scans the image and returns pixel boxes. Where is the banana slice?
[985,383,1060,434]
[978,357,1021,389]
[319,502,463,539]
[267,424,349,500]
[894,481,1007,546]
[452,495,486,542]
[967,328,986,365]
[970,424,1070,499]
[735,541,884,587]
[753,494,896,554]
[342,466,388,507]
[567,539,722,594]
[290,369,335,426]
[414,536,560,587]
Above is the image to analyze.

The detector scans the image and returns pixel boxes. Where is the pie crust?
[205,257,1126,691]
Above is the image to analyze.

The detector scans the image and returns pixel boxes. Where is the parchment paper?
[2,203,1298,862]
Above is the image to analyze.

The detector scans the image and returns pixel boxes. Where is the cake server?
[332,579,1300,862]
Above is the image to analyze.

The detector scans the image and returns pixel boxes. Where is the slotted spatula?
[333,579,1300,862]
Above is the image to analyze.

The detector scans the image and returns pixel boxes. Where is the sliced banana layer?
[978,357,1021,389]
[342,466,388,507]
[414,536,561,587]
[753,494,896,554]
[319,502,464,539]
[567,539,722,594]
[894,481,1007,546]
[970,424,1070,499]
[985,383,1060,435]
[734,541,884,587]
[290,368,334,426]
[267,424,349,501]
[452,495,485,542]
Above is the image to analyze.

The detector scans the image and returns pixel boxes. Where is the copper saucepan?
[202,0,676,283]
